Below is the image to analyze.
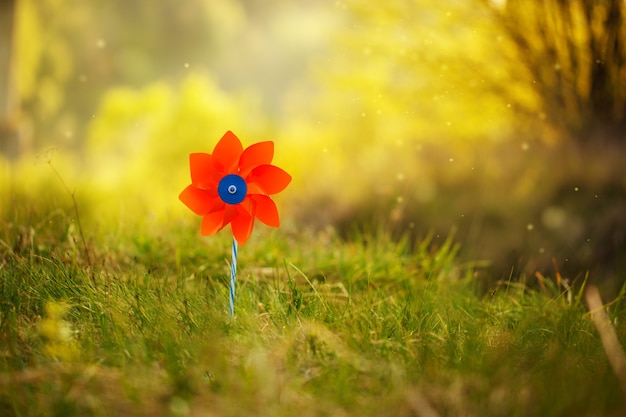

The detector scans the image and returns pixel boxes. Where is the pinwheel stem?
[229,238,238,317]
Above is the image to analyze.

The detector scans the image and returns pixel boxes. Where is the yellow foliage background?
[2,0,625,287]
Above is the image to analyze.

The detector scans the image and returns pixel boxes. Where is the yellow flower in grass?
[38,301,79,362]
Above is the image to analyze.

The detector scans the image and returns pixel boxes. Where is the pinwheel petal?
[223,204,239,225]
[250,195,280,227]
[201,210,227,236]
[246,165,292,195]
[179,185,222,215]
[231,206,254,246]
[237,196,254,216]
[189,153,220,188]
[212,131,243,173]
[239,141,274,177]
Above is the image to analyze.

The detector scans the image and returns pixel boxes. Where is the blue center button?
[218,174,247,205]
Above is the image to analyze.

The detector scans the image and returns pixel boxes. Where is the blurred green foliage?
[2,0,626,289]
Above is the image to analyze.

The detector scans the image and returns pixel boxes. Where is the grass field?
[1,191,626,417]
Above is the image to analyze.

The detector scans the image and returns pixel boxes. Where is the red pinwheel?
[179,131,292,246]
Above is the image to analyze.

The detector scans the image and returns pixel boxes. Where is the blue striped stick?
[229,238,238,317]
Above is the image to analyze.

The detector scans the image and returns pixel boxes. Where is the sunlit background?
[1,0,625,292]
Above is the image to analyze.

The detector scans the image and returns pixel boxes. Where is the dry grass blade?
[585,285,626,397]
[406,389,440,417]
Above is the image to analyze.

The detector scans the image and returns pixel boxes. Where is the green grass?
[1,199,625,417]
